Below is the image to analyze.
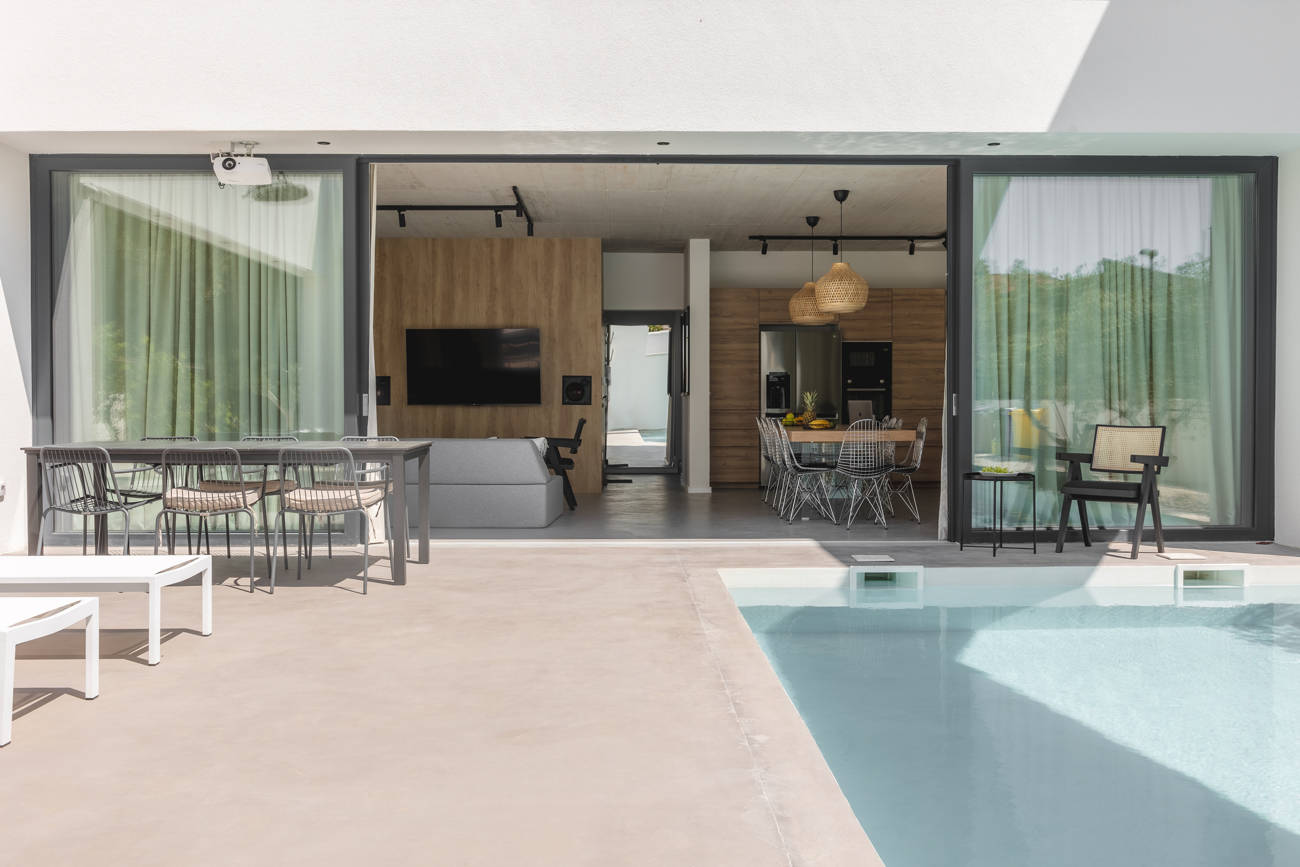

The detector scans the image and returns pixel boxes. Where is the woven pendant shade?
[789,281,834,325]
[814,261,869,314]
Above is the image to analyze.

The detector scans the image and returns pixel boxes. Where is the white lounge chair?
[0,555,211,665]
[1,596,99,746]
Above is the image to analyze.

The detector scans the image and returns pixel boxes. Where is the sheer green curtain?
[52,171,344,441]
[971,174,1249,529]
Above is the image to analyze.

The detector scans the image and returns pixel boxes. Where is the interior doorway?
[604,311,684,476]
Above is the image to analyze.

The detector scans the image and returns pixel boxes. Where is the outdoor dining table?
[21,439,434,585]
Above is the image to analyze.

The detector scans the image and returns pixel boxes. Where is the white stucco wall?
[603,253,685,311]
[0,142,33,552]
[683,239,710,493]
[3,1,1299,139]
[606,326,671,432]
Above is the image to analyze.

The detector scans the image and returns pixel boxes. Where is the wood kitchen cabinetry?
[710,286,946,486]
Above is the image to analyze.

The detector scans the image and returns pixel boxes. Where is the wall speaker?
[562,375,592,405]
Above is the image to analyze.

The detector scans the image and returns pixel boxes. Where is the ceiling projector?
[211,142,272,186]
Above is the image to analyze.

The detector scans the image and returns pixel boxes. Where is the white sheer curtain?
[52,171,345,441]
[971,174,1248,529]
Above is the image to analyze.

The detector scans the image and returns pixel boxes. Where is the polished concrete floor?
[1,541,881,866]
[432,474,943,541]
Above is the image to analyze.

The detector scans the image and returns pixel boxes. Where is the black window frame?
[952,155,1277,542]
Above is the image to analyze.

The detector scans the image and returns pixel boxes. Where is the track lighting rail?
[748,231,947,244]
[380,186,535,235]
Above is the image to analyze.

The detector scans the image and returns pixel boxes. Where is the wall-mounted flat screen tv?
[405,327,541,405]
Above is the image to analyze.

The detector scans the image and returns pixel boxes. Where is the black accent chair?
[1055,424,1169,560]
[544,418,586,510]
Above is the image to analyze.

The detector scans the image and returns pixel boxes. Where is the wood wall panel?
[710,289,759,485]
[711,286,946,487]
[373,238,604,494]
[837,288,893,340]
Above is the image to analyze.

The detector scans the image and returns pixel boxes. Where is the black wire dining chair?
[37,446,147,554]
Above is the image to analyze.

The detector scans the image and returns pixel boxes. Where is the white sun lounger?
[1,596,99,746]
[0,555,211,665]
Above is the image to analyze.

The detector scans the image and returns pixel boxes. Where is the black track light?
[494,210,503,228]
[832,239,839,256]
[908,240,916,255]
[527,221,534,237]
[397,210,406,228]
[760,239,768,255]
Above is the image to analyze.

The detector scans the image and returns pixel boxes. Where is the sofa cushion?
[428,438,551,485]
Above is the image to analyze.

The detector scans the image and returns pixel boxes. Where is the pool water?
[740,599,1300,867]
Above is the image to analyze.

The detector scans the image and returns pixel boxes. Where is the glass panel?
[605,324,671,468]
[971,174,1250,530]
[51,171,345,441]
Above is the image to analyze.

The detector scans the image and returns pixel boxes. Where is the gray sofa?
[406,438,564,529]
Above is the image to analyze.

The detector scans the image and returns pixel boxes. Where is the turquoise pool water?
[740,598,1300,866]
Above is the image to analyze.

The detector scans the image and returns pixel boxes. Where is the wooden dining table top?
[783,426,918,443]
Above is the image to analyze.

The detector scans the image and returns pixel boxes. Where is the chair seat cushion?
[283,486,386,512]
[1061,479,1142,500]
[198,478,297,495]
[164,487,261,512]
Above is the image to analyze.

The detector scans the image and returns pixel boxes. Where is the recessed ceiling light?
[656,141,670,146]
[317,140,331,146]
[986,141,1001,147]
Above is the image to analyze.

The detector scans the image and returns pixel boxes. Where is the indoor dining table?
[22,439,434,585]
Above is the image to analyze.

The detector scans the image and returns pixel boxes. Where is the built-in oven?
[842,341,891,423]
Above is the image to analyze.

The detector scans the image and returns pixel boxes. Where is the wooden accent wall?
[373,238,604,494]
[711,286,946,486]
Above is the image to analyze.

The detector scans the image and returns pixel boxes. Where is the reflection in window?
[971,175,1249,529]
[52,171,345,441]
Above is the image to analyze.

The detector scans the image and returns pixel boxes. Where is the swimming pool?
[738,591,1300,866]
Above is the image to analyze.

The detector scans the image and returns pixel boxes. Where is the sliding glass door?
[959,163,1273,538]
[48,169,347,441]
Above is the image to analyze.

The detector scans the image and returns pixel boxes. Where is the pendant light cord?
[839,198,845,262]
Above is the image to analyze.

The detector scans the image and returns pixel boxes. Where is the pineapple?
[800,390,819,423]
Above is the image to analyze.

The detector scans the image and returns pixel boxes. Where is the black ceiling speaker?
[562,375,592,406]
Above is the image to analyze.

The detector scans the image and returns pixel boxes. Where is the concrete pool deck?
[1,541,881,866]
[6,536,1297,864]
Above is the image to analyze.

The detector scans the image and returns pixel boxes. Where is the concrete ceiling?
[375,162,947,252]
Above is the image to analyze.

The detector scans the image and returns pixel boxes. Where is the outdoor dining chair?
[270,447,392,594]
[37,446,149,555]
[155,447,264,590]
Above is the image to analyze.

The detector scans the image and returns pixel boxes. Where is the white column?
[683,239,711,493]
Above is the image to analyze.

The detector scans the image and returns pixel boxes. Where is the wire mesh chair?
[37,446,147,554]
[888,418,927,523]
[756,418,778,505]
[270,448,391,595]
[155,448,264,590]
[834,419,896,530]
[774,423,837,524]
[759,419,792,515]
[115,435,199,552]
[238,435,300,564]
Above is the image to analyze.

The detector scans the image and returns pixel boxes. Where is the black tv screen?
[406,328,541,405]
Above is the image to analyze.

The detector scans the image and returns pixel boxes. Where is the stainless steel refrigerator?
[760,325,841,419]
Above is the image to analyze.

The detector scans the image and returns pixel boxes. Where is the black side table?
[960,471,1037,557]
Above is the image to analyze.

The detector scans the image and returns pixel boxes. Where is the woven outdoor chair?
[1055,424,1168,560]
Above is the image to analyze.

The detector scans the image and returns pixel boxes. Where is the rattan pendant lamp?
[789,215,835,325]
[814,189,869,314]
